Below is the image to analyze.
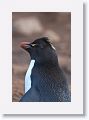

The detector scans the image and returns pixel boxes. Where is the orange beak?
[20,42,31,49]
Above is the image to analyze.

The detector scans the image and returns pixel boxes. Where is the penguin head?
[20,37,58,64]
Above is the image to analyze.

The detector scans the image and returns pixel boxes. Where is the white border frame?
[0,0,83,114]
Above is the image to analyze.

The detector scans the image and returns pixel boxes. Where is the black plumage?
[20,37,71,102]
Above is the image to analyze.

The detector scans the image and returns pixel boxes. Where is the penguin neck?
[35,56,59,67]
[25,59,35,93]
[35,50,59,67]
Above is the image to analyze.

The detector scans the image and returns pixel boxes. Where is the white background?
[0,0,88,119]
[0,0,83,114]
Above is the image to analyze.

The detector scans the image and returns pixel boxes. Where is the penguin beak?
[20,42,32,50]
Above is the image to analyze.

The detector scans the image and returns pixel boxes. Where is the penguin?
[20,37,71,102]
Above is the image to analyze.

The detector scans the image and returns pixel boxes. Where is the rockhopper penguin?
[20,37,71,102]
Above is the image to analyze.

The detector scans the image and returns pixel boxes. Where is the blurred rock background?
[12,12,71,102]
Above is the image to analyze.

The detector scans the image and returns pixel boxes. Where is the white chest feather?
[25,60,35,93]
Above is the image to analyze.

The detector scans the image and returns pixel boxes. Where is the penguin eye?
[31,43,45,49]
[31,44,37,47]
